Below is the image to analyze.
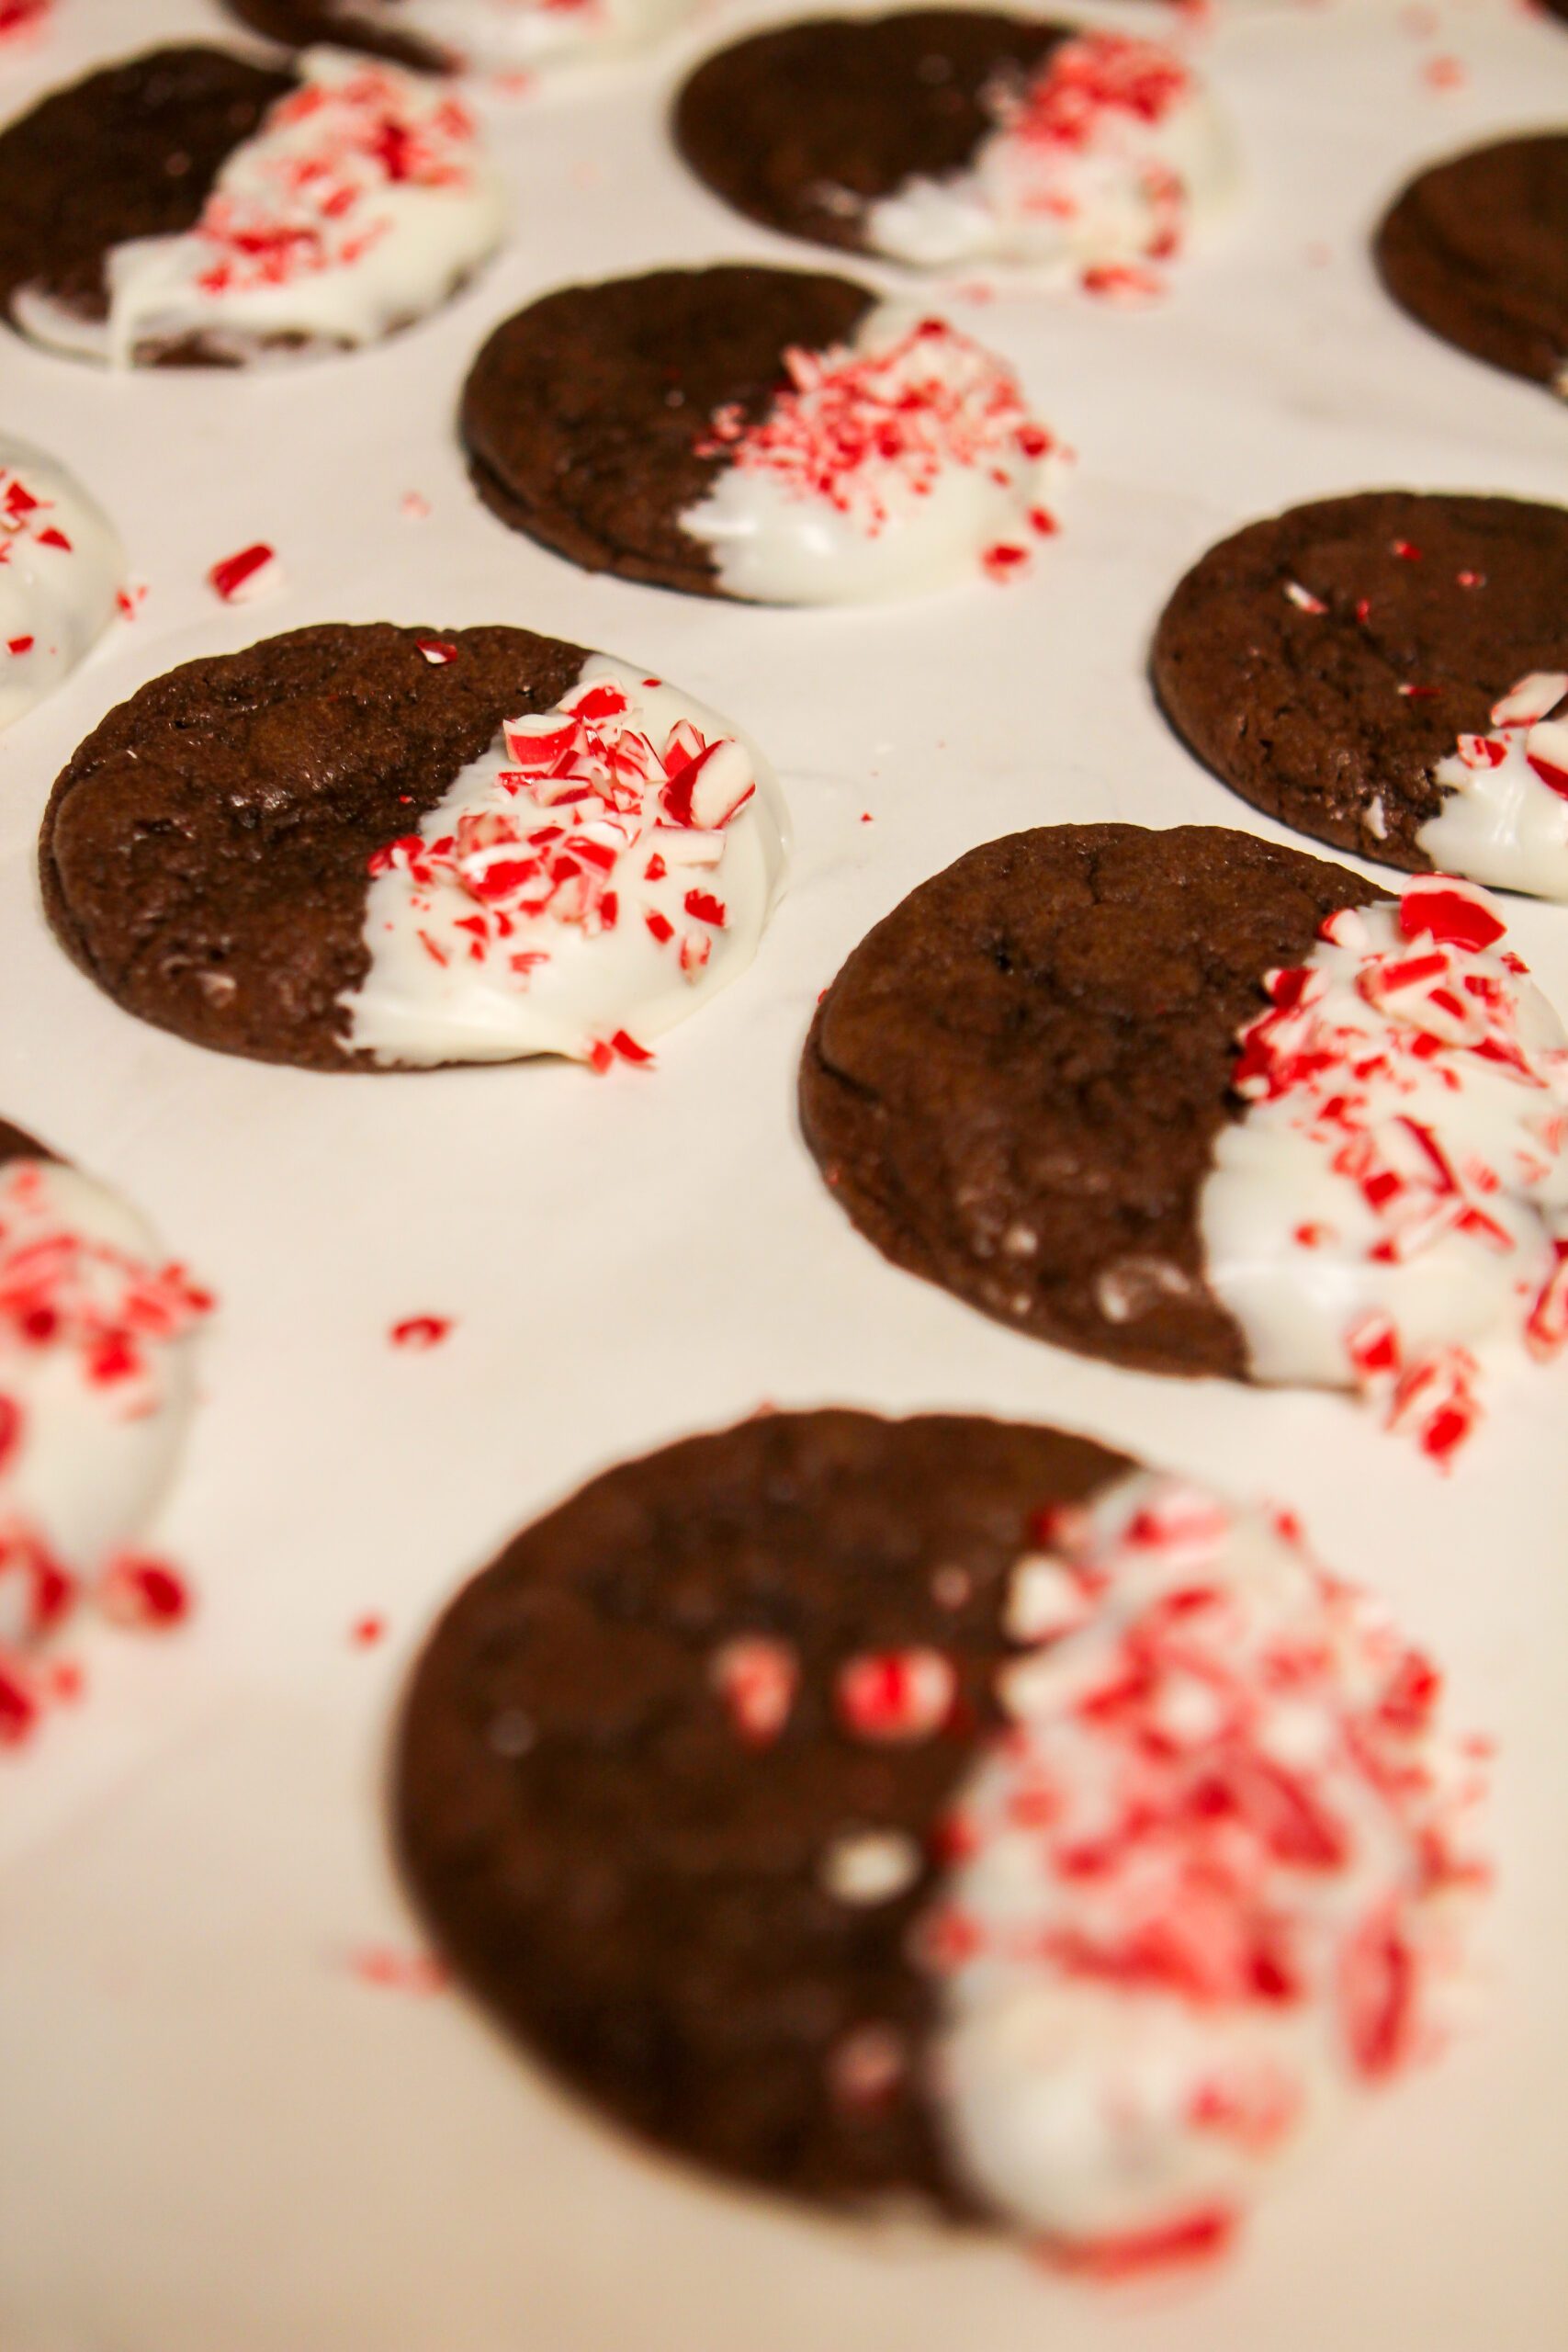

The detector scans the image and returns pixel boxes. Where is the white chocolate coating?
[680,303,1063,605]
[16,50,505,368]
[342,655,788,1066]
[344,0,698,74]
[1419,673,1568,902]
[1198,884,1568,1452]
[863,31,1237,277]
[0,436,122,733]
[0,1158,208,1646]
[932,1474,1485,2256]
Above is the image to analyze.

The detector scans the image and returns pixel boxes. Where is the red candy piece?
[836,1646,956,1742]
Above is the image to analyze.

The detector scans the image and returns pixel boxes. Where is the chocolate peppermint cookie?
[396,1408,1487,2265]
[41,622,786,1072]
[0,45,503,367]
[0,1116,212,1743]
[1374,135,1568,396]
[1154,492,1568,899]
[462,266,1065,605]
[802,827,1568,1463]
[673,17,1235,277]
[223,0,699,74]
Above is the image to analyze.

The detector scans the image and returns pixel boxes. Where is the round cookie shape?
[802,824,1381,1380]
[41,622,787,1073]
[0,435,124,734]
[461,266,1064,605]
[1153,492,1568,893]
[223,0,699,75]
[803,829,1568,1460]
[1374,135,1568,396]
[397,1409,1127,2222]
[465,268,874,599]
[0,44,505,367]
[672,16,1234,277]
[396,1409,1488,2259]
[675,12,1064,257]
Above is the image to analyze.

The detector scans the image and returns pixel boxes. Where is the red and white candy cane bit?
[1491,672,1568,731]
[836,1646,958,1742]
[709,1634,799,1746]
[1034,2204,1238,2283]
[0,1651,39,1745]
[1526,719,1568,802]
[209,542,281,604]
[1526,1240,1568,1363]
[96,1553,193,1630]
[0,1525,73,1646]
[367,681,761,1013]
[1397,877,1506,953]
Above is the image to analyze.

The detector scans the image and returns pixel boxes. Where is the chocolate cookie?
[461,267,874,598]
[0,45,504,368]
[41,623,585,1070]
[1374,135,1568,394]
[41,621,788,1073]
[0,47,295,354]
[673,13,1066,256]
[220,0,446,71]
[395,1407,1128,2217]
[1152,491,1568,875]
[396,1409,1487,2254]
[800,824,1382,1378]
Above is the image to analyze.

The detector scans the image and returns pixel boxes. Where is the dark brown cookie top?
[220,0,447,69]
[40,622,587,1072]
[395,1407,1128,2216]
[0,1120,50,1170]
[673,12,1066,256]
[1374,135,1568,392]
[800,825,1384,1379]
[0,47,295,334]
[1152,491,1568,869]
[461,266,875,597]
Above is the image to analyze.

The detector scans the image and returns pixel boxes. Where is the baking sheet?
[1,0,1566,2345]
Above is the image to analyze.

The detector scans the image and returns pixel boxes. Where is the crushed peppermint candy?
[1200,876,1568,1463]
[836,1645,957,1742]
[389,1314,452,1350]
[0,441,124,732]
[710,1634,798,1746]
[997,32,1193,267]
[76,51,505,368]
[209,542,282,604]
[863,30,1233,278]
[699,314,1052,533]
[928,1473,1489,2263]
[0,1156,211,1748]
[683,306,1064,604]
[191,71,479,299]
[344,660,785,1068]
[1421,672,1568,902]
